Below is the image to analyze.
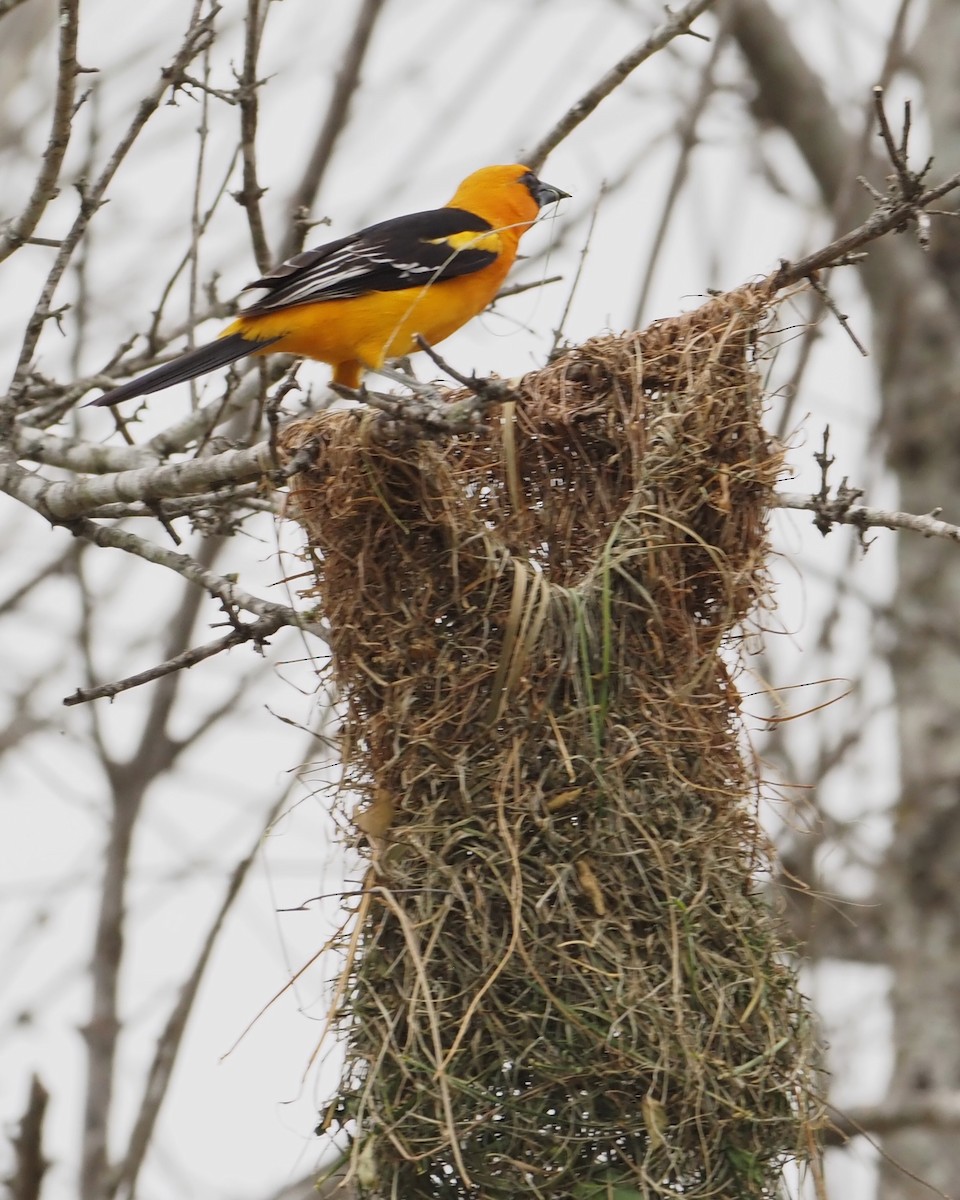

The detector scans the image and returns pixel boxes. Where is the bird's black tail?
[87,331,282,407]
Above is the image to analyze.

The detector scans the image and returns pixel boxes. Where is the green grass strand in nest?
[281,285,822,1199]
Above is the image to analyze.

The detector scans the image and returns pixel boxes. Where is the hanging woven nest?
[279,283,822,1199]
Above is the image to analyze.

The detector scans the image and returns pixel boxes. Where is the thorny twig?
[63,610,304,706]
[775,426,960,546]
[62,514,301,625]
[770,85,945,290]
[767,167,958,289]
[872,86,931,211]
[803,426,866,538]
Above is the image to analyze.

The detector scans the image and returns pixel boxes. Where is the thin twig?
[185,12,214,418]
[60,514,303,624]
[5,0,217,404]
[495,273,562,300]
[805,273,868,356]
[279,0,388,259]
[147,150,239,348]
[766,164,960,290]
[526,0,718,171]
[0,0,80,264]
[631,11,729,327]
[108,777,299,1200]
[62,611,299,706]
[550,184,604,358]
[237,0,271,272]
[872,85,928,206]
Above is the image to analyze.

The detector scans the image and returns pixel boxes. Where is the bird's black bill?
[522,173,570,209]
[533,180,570,207]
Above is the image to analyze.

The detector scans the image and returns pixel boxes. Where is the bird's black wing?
[240,207,498,315]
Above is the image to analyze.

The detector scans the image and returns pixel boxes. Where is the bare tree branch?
[13,424,162,473]
[76,485,276,524]
[78,535,221,1200]
[0,0,80,264]
[824,1093,960,1147]
[6,1075,49,1200]
[525,0,718,171]
[5,0,218,403]
[0,438,278,520]
[63,609,303,706]
[64,516,304,626]
[237,0,271,272]
[279,0,388,260]
[729,0,862,208]
[631,9,730,326]
[0,0,34,18]
[764,163,960,290]
[112,779,300,1200]
[776,492,960,546]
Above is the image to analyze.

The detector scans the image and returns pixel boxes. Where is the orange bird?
[91,164,568,407]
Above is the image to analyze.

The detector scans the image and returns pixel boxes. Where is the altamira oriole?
[90,164,569,407]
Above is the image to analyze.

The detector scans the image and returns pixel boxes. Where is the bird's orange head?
[446,164,569,237]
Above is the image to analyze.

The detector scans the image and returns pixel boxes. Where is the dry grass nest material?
[280,284,821,1199]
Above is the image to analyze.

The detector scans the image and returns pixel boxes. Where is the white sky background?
[0,0,920,1196]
